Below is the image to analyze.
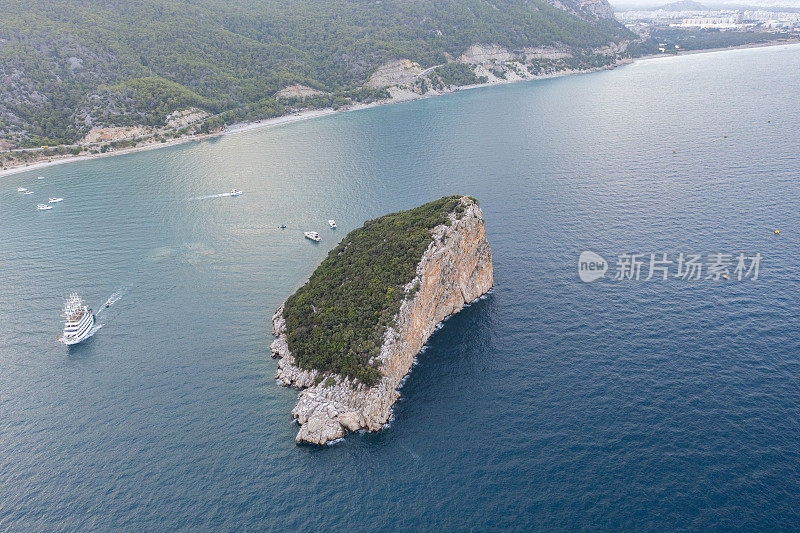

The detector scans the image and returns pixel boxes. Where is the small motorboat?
[24,190,34,195]
[279,224,287,229]
[230,189,243,196]
[328,219,337,229]
[37,176,45,180]
[48,197,63,203]
[36,204,52,210]
[17,187,27,192]
[304,231,321,242]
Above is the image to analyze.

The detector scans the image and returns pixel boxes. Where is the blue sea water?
[1,44,799,530]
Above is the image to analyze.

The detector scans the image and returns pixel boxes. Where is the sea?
[1,44,799,530]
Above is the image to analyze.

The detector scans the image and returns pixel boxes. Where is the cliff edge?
[270,196,493,444]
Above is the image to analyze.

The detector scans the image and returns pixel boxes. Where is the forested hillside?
[0,0,631,146]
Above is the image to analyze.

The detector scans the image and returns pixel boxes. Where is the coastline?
[3,39,798,179]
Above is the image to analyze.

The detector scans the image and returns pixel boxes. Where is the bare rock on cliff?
[458,44,514,65]
[271,197,493,445]
[577,0,615,19]
[365,59,423,89]
[548,0,615,19]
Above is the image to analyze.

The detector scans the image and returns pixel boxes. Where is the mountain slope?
[0,0,631,146]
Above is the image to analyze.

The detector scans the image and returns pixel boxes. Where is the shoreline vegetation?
[2,39,797,179]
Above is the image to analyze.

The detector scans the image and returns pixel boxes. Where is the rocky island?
[271,196,493,444]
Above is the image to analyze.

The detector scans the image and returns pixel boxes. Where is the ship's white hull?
[60,311,95,346]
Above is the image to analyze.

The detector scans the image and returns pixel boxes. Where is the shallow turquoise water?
[1,44,799,530]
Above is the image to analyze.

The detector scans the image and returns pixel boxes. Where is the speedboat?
[36,204,52,210]
[17,187,27,192]
[24,190,34,195]
[58,293,95,346]
[37,176,45,180]
[279,224,287,229]
[304,231,321,242]
[48,197,63,203]
[328,219,337,229]
[230,189,243,196]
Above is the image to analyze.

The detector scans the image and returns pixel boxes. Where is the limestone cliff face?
[548,0,615,19]
[270,197,493,445]
[365,59,423,89]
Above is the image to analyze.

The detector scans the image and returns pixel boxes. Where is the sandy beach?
[2,39,798,179]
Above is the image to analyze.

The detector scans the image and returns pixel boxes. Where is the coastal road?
[417,65,445,79]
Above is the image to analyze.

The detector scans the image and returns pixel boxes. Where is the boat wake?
[191,192,232,201]
[86,323,104,339]
[191,190,241,201]
[96,288,125,316]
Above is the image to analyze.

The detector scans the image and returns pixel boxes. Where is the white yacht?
[17,187,27,192]
[58,293,95,346]
[48,197,63,203]
[36,204,52,210]
[304,231,321,242]
[328,219,337,229]
[230,189,243,196]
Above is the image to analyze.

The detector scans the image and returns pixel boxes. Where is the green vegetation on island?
[0,0,632,147]
[282,196,470,387]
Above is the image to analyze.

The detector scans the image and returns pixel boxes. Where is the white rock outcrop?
[365,59,423,89]
[270,197,493,445]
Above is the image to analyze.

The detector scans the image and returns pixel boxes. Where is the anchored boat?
[58,293,95,346]
[328,219,337,229]
[304,231,321,242]
[37,204,52,210]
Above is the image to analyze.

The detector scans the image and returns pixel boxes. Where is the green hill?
[282,196,470,386]
[0,0,632,146]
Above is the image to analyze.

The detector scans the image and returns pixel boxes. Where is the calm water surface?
[1,44,799,530]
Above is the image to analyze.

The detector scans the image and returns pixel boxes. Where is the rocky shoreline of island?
[270,197,494,445]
